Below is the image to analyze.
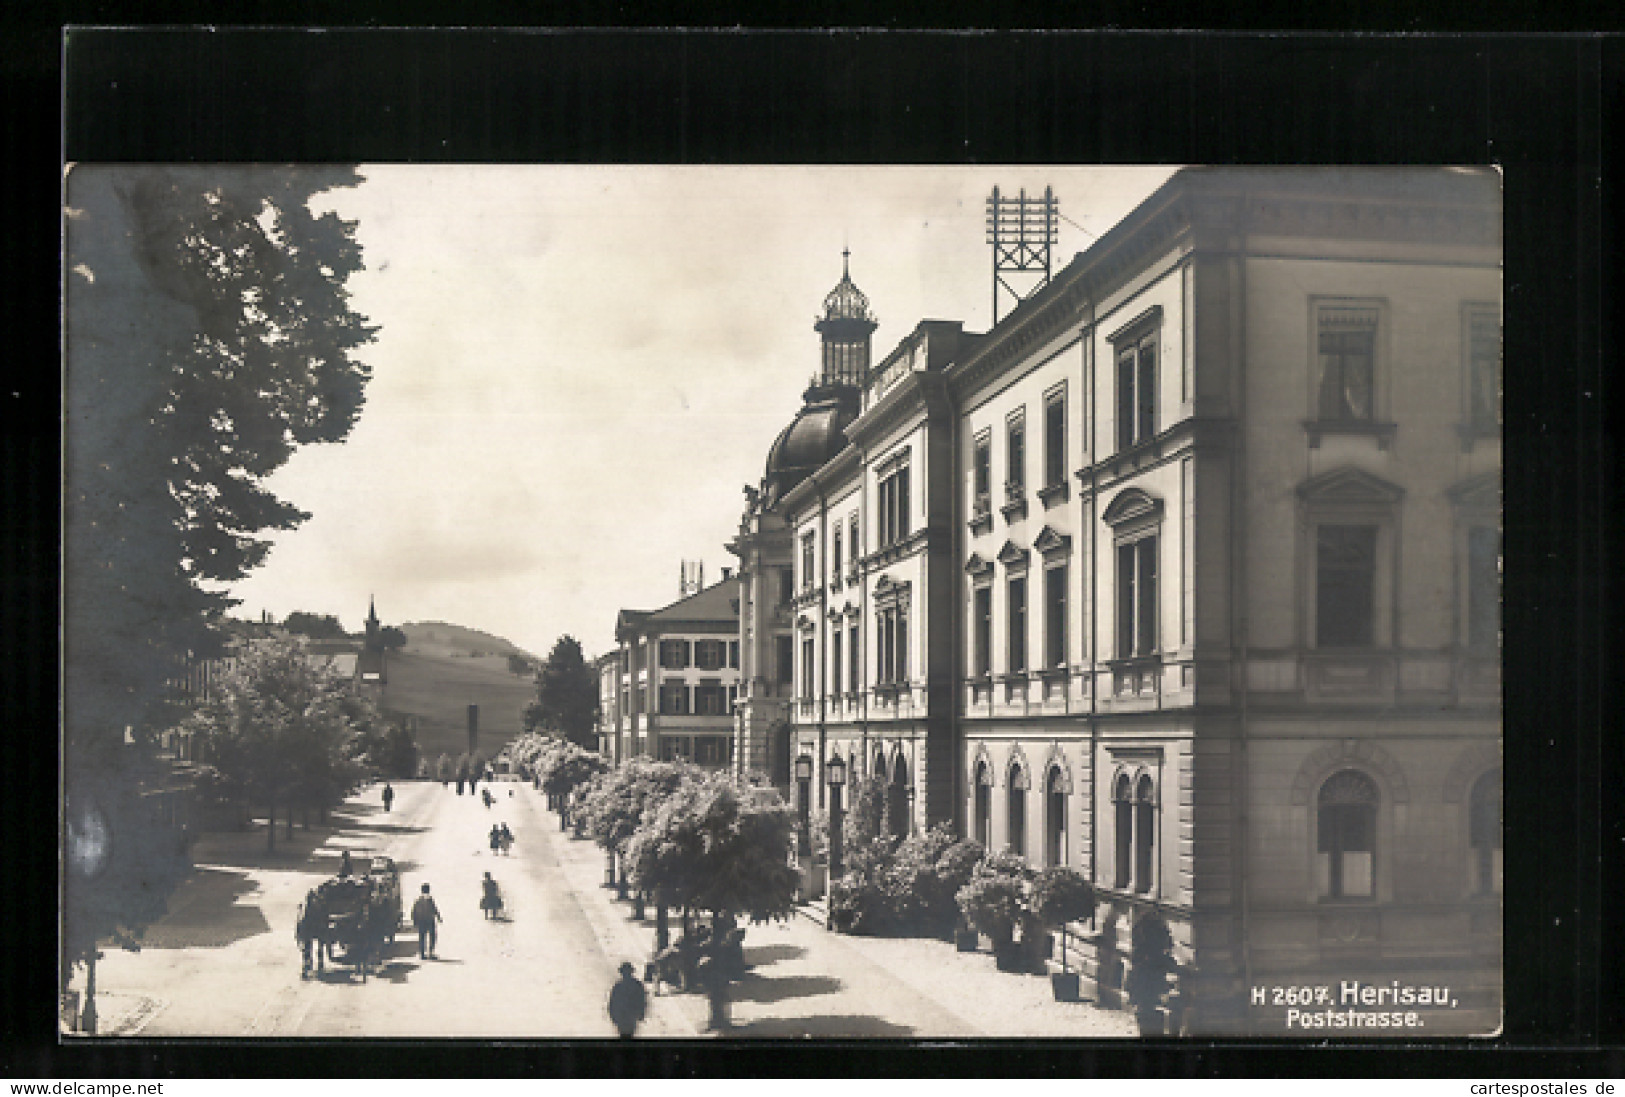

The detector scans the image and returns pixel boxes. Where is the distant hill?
[399,621,536,663]
[378,623,538,762]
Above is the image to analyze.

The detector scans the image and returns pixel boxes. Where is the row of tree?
[181,639,419,850]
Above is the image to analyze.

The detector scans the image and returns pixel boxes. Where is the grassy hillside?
[400,621,536,663]
[377,646,536,763]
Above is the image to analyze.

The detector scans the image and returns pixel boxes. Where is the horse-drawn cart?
[313,856,401,979]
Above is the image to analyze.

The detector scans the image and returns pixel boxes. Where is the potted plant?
[1124,913,1179,1035]
[955,852,1032,972]
[1032,866,1094,1001]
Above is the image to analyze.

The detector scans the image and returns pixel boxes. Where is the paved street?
[74,780,1133,1039]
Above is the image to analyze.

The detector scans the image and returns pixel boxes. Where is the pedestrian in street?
[479,872,502,919]
[607,962,648,1039]
[489,824,501,855]
[382,783,394,812]
[411,883,441,959]
[339,849,353,877]
[296,889,327,977]
[499,823,514,856]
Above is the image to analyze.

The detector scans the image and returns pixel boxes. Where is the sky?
[224,165,1179,658]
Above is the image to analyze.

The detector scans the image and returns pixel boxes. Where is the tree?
[625,773,798,926]
[353,720,420,779]
[283,612,349,640]
[184,639,378,851]
[507,652,534,677]
[527,635,599,748]
[63,165,375,988]
[377,626,407,651]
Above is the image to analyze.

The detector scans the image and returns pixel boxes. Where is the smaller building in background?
[600,576,743,768]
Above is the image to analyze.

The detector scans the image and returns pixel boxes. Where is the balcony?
[968,491,994,535]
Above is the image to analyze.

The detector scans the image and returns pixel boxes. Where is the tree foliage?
[625,773,797,923]
[283,612,348,640]
[525,635,599,748]
[377,625,408,651]
[578,757,703,855]
[62,165,375,976]
[183,639,378,847]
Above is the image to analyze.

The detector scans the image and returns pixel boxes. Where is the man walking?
[607,962,648,1039]
[411,883,442,959]
[382,783,394,812]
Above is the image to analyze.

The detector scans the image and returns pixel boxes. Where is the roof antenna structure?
[679,560,704,598]
[986,186,1059,325]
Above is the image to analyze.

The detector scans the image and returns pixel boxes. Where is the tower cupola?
[812,249,877,391]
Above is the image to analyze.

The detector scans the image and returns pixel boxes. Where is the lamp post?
[794,756,813,864]
[826,754,847,885]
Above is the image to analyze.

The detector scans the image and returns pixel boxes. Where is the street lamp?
[794,755,813,864]
[826,754,847,889]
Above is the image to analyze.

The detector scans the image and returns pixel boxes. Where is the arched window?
[1045,766,1067,867]
[974,762,992,848]
[1113,773,1134,889]
[1007,764,1028,857]
[1133,774,1156,894]
[1317,769,1378,899]
[873,750,888,783]
[888,758,910,840]
[1469,767,1502,896]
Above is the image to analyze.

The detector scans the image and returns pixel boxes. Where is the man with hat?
[607,961,648,1039]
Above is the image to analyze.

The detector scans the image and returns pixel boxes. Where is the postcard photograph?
[61,162,1503,1040]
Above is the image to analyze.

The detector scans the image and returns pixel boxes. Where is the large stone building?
[597,167,1500,1034]
[772,168,1501,1033]
[597,577,742,769]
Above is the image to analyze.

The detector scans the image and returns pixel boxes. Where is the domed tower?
[813,247,878,390]
[729,252,878,786]
[760,252,875,509]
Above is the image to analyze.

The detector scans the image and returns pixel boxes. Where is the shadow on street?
[728,973,842,1004]
[137,866,270,949]
[720,1014,915,1038]
[740,944,806,967]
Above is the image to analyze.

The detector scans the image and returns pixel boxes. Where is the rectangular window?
[1116,332,1158,451]
[695,639,726,671]
[659,681,689,716]
[1045,564,1068,669]
[973,585,992,677]
[832,528,843,577]
[849,516,860,563]
[1117,537,1159,657]
[801,638,815,699]
[878,466,911,547]
[1007,414,1026,493]
[1316,524,1377,647]
[694,736,730,767]
[728,640,740,669]
[659,639,690,669]
[775,634,794,684]
[831,630,843,694]
[801,532,816,590]
[849,622,860,691]
[693,684,728,716]
[875,607,908,684]
[1467,526,1501,650]
[1317,307,1378,422]
[974,433,992,499]
[778,568,794,607]
[1045,391,1066,488]
[1008,576,1027,674]
[1468,307,1502,429]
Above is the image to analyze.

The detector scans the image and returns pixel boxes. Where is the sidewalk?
[536,793,1134,1039]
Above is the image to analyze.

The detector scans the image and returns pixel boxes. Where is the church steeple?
[365,596,380,647]
[812,249,877,391]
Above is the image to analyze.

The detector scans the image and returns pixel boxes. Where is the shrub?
[1031,866,1094,928]
[955,851,1033,946]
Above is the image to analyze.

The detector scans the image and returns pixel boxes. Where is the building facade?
[599,579,743,769]
[937,168,1502,1033]
[781,319,975,834]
